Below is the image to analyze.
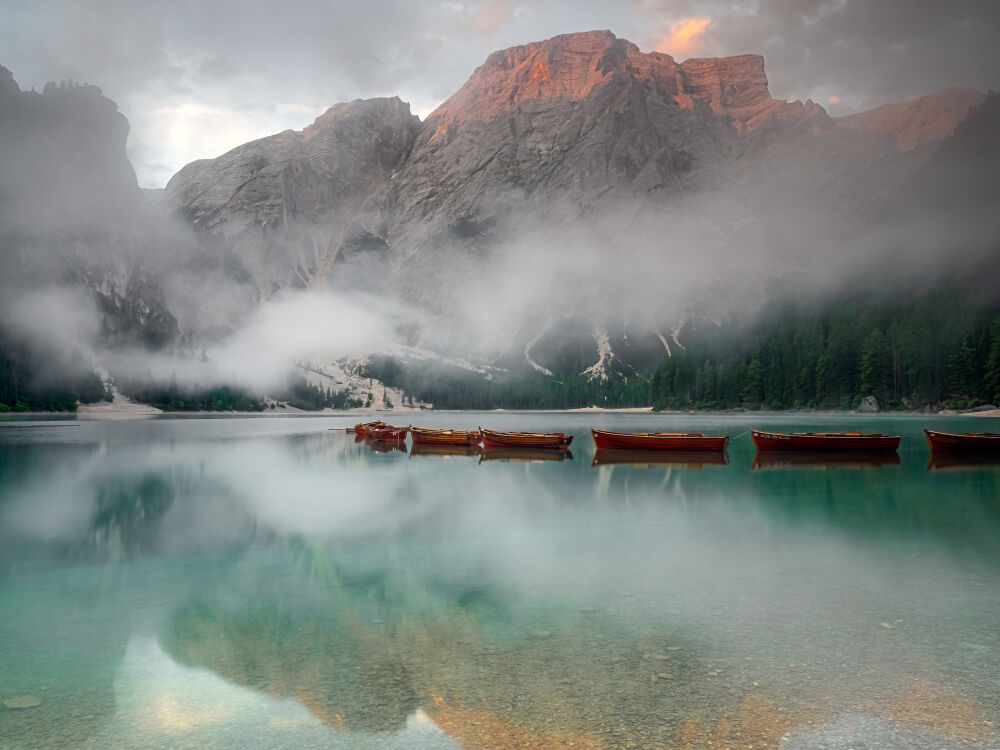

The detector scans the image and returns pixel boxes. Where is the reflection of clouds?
[3,422,999,747]
[0,443,105,541]
[94,637,458,748]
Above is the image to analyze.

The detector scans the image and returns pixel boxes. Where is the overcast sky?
[2,0,997,188]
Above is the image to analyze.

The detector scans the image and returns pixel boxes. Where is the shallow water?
[0,412,998,749]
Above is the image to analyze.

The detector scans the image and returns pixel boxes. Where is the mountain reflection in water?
[0,413,998,749]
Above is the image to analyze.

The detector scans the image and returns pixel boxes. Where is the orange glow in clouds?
[657,16,712,57]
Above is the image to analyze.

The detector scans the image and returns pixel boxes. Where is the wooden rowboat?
[591,428,728,451]
[924,428,1000,452]
[353,420,388,437]
[750,428,900,451]
[479,427,573,450]
[409,426,482,446]
[368,425,408,443]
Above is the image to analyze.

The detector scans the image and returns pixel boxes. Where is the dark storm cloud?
[1,0,996,185]
[639,0,1000,111]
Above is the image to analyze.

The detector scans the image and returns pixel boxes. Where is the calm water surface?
[0,412,998,749]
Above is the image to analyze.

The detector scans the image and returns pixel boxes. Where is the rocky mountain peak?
[0,68,137,227]
[0,65,18,99]
[426,30,828,137]
[834,87,986,150]
[303,96,416,141]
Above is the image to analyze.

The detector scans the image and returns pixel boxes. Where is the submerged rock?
[3,695,41,709]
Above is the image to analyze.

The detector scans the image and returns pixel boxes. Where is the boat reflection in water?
[752,451,901,470]
[409,443,483,459]
[479,447,573,463]
[591,449,729,469]
[926,452,1000,472]
[366,437,407,454]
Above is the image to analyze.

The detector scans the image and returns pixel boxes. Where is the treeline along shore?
[3,280,999,414]
[651,282,1000,413]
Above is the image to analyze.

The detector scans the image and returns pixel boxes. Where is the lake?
[1,412,998,749]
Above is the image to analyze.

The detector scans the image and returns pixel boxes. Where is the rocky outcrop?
[7,29,988,387]
[157,31,989,375]
[166,97,421,295]
[677,54,827,132]
[0,67,258,352]
[0,66,138,227]
[426,31,828,138]
[835,87,986,150]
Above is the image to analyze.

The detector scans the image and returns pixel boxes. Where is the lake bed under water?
[1,412,998,749]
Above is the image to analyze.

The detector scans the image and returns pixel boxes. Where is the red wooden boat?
[479,427,573,450]
[409,426,482,446]
[750,428,900,451]
[924,428,1000,452]
[368,425,408,443]
[591,428,728,451]
[352,420,388,437]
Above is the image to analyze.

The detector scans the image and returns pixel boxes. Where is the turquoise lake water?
[0,412,998,749]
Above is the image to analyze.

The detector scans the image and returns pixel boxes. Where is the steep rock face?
[676,54,826,132]
[0,66,138,227]
[885,93,1000,233]
[835,87,986,150]
[0,68,175,347]
[343,31,838,330]
[0,67,260,351]
[427,30,827,137]
[160,32,989,376]
[166,97,421,295]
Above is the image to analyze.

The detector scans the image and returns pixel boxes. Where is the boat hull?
[591,428,728,451]
[479,427,573,450]
[409,427,482,446]
[353,420,388,437]
[750,429,900,451]
[924,429,1000,452]
[368,426,408,443]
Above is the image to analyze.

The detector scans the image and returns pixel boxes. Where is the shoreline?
[3,406,998,421]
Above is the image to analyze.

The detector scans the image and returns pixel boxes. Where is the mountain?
[2,31,996,410]
[0,66,138,227]
[0,67,178,348]
[167,97,420,295]
[834,87,986,151]
[163,31,990,380]
[0,66,264,350]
